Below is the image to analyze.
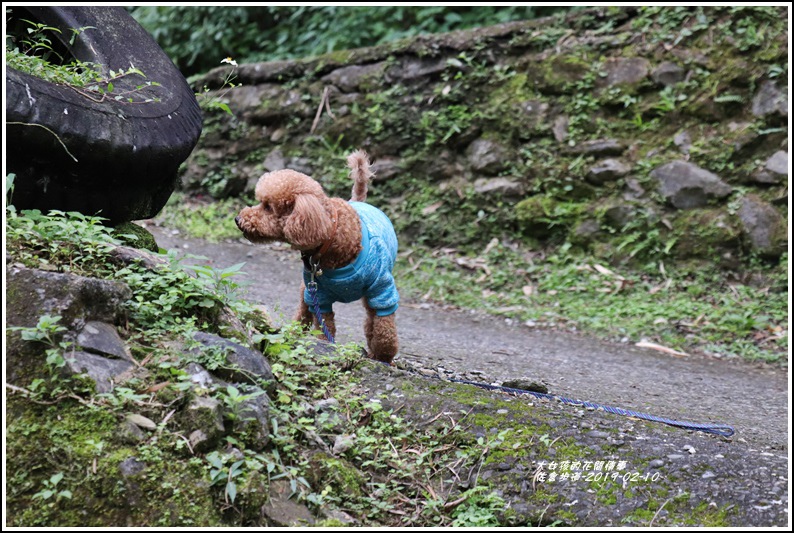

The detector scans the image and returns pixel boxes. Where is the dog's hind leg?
[363,301,375,349]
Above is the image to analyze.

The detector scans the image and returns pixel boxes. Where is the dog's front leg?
[294,282,314,328]
[363,304,399,365]
[296,283,337,341]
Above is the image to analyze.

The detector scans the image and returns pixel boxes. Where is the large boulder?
[6,6,202,223]
[191,332,276,394]
[467,138,509,175]
[6,265,132,385]
[651,161,733,209]
[597,57,650,89]
[751,80,788,120]
[736,195,787,258]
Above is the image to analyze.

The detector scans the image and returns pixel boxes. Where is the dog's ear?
[283,193,332,249]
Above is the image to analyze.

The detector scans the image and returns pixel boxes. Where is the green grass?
[156,194,246,242]
[397,243,788,364]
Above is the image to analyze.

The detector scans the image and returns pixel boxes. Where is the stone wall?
[182,6,788,268]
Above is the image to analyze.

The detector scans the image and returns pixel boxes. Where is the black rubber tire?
[6,6,203,223]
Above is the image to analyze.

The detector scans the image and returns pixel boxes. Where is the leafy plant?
[5,209,253,337]
[206,450,245,504]
[115,257,221,331]
[31,472,72,504]
[6,209,121,272]
[654,86,688,114]
[418,104,479,146]
[185,261,248,307]
[450,486,506,527]
[218,384,267,421]
[195,57,241,115]
[5,173,16,210]
[7,315,77,399]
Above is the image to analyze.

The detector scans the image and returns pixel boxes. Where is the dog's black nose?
[234,216,241,227]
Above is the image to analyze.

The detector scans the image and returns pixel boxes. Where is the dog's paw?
[367,352,395,366]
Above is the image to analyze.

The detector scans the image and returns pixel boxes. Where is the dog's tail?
[348,149,374,202]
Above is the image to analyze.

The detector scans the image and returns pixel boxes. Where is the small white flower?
[221,57,238,67]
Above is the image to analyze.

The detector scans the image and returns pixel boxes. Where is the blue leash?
[449,378,735,437]
[306,259,335,344]
[302,256,733,438]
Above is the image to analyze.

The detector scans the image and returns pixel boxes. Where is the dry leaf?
[495,306,524,313]
[332,434,356,455]
[649,279,672,294]
[635,341,689,357]
[146,382,171,393]
[483,238,500,255]
[522,285,534,297]
[454,257,490,275]
[422,201,443,215]
[126,413,157,430]
[160,409,176,426]
[593,263,615,277]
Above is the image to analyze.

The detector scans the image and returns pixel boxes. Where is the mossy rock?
[112,222,159,252]
[533,55,592,93]
[568,217,603,248]
[672,208,742,259]
[515,196,585,238]
[305,451,367,498]
[6,397,222,527]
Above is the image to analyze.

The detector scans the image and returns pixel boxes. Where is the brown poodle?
[235,150,399,364]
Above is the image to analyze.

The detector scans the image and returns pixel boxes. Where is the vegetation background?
[5,6,789,527]
[129,5,572,76]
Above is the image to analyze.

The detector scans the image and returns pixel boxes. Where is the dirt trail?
[146,223,789,451]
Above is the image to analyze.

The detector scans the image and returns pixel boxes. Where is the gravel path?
[146,222,789,452]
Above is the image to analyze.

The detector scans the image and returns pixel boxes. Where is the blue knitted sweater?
[303,202,399,317]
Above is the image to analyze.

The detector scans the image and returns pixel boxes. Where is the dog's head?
[235,169,334,250]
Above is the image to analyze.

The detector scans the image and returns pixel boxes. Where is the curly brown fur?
[235,150,398,364]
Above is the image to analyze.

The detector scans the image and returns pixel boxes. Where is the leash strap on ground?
[449,378,735,438]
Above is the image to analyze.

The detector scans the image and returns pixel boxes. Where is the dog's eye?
[263,202,272,213]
